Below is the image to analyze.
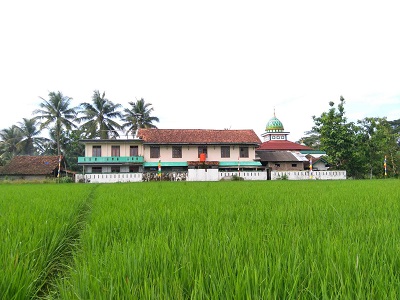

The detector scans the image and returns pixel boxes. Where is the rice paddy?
[1,180,400,299]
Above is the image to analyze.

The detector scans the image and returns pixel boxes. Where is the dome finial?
[274,107,276,117]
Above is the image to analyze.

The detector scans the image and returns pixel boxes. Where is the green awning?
[143,162,188,167]
[219,161,262,167]
[299,150,326,155]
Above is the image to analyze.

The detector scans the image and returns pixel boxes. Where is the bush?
[58,176,74,183]
[277,174,289,180]
[231,175,244,181]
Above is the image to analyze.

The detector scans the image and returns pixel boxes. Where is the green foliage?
[310,96,400,178]
[0,184,95,299]
[0,125,22,164]
[297,130,321,149]
[122,98,160,137]
[76,90,123,139]
[357,117,399,178]
[313,97,356,173]
[33,91,77,156]
[231,174,244,181]
[276,173,289,180]
[58,176,74,183]
[4,181,400,298]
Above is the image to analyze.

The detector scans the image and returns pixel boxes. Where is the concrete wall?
[312,161,329,171]
[268,162,304,171]
[271,170,346,180]
[187,170,268,181]
[75,170,346,183]
[187,169,219,181]
[76,173,143,183]
[85,141,143,157]
[0,175,48,181]
[143,145,258,163]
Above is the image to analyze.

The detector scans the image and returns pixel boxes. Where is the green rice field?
[1,180,400,299]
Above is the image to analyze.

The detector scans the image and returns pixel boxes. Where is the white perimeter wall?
[272,170,346,180]
[187,169,219,181]
[76,173,143,183]
[187,170,268,181]
[75,170,346,183]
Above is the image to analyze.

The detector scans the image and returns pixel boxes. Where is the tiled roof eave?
[143,142,260,145]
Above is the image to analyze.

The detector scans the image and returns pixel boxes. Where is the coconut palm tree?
[77,90,123,139]
[33,91,77,156]
[122,98,159,137]
[16,118,49,155]
[0,125,22,163]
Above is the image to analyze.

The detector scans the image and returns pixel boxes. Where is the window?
[111,166,120,173]
[198,146,207,158]
[111,146,120,157]
[92,146,101,157]
[150,146,160,158]
[275,163,280,168]
[221,146,230,158]
[172,146,182,158]
[129,166,139,172]
[92,167,102,173]
[292,163,297,167]
[130,146,138,156]
[239,147,249,158]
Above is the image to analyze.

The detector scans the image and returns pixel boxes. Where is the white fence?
[218,170,268,181]
[186,170,268,181]
[76,173,143,183]
[272,170,346,180]
[75,170,346,183]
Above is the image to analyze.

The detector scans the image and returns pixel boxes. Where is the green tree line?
[0,91,159,170]
[300,96,400,179]
[1,92,399,179]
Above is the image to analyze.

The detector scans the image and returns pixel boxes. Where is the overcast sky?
[1,1,399,141]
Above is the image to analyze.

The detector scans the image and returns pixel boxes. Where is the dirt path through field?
[32,184,99,299]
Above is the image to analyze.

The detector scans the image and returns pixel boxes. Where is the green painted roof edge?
[299,150,327,154]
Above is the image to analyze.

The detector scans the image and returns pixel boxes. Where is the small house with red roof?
[0,155,67,180]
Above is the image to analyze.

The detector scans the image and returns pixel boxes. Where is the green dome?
[266,116,284,132]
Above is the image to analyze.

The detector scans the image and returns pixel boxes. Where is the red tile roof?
[257,140,312,151]
[1,156,62,175]
[138,129,261,145]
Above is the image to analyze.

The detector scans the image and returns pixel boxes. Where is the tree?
[63,128,85,171]
[16,118,48,155]
[297,130,321,149]
[312,96,361,177]
[122,98,159,137]
[388,118,400,146]
[358,117,399,178]
[33,91,77,156]
[0,125,22,164]
[77,90,122,139]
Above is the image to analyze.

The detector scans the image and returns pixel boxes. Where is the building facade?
[77,129,265,183]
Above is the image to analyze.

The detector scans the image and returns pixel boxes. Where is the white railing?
[271,170,346,180]
[75,170,346,183]
[75,173,143,183]
[218,171,268,181]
